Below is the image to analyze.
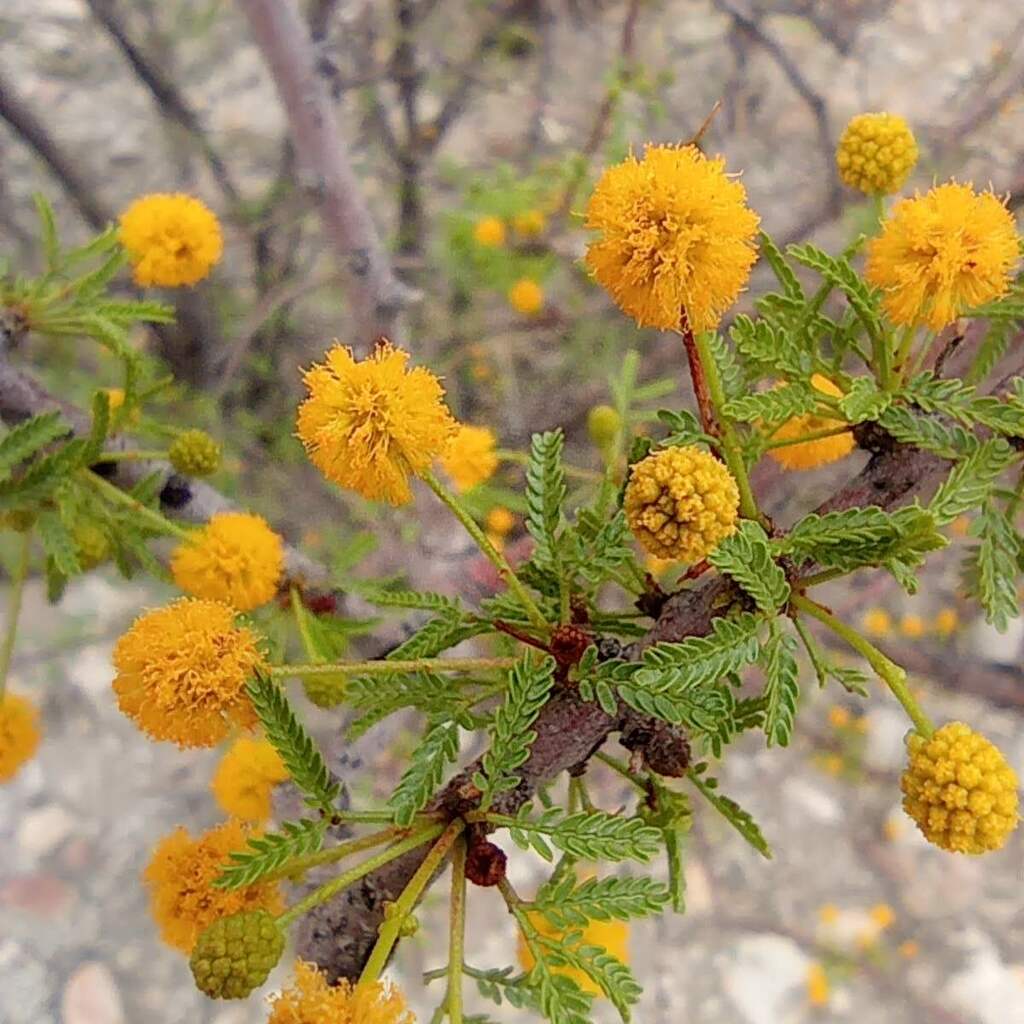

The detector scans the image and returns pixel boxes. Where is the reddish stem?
[492,620,552,654]
[680,317,719,438]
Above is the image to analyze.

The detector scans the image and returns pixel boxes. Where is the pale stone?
[722,933,809,1024]
[17,804,75,858]
[61,963,125,1024]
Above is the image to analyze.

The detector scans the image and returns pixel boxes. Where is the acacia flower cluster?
[296,342,457,506]
[767,374,855,471]
[211,736,289,822]
[118,193,223,287]
[440,423,499,492]
[835,112,918,195]
[624,445,739,561]
[144,820,284,953]
[112,598,265,747]
[0,692,41,782]
[518,915,630,997]
[267,961,414,1024]
[171,511,284,611]
[901,722,1019,854]
[866,182,1020,330]
[585,144,760,332]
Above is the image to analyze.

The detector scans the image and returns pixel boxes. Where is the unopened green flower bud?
[169,429,222,477]
[189,909,284,1000]
[587,405,621,449]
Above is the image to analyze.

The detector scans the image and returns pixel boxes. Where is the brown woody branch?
[83,0,241,206]
[238,0,418,349]
[0,70,112,230]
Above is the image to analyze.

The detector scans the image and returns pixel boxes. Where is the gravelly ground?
[2,1,1024,1022]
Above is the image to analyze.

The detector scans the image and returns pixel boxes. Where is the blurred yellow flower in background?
[508,277,545,316]
[473,216,506,247]
[118,193,223,287]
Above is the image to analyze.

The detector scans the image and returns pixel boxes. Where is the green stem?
[763,425,852,451]
[290,586,320,661]
[359,819,465,985]
[797,566,848,588]
[423,469,548,631]
[692,329,760,521]
[0,530,31,698]
[595,750,649,793]
[84,469,191,540]
[91,449,169,463]
[271,656,519,679]
[446,836,468,1024]
[791,593,933,736]
[276,824,444,931]
[265,826,403,882]
[497,449,603,483]
[892,324,918,379]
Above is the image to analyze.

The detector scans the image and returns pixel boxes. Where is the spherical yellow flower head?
[624,445,739,561]
[517,914,630,997]
[934,607,959,636]
[143,820,284,953]
[439,424,499,493]
[899,614,926,639]
[508,278,545,316]
[584,144,760,332]
[267,961,414,1024]
[836,113,918,195]
[485,506,516,536]
[105,387,126,413]
[112,598,265,748]
[866,182,1021,330]
[901,722,1019,854]
[766,374,855,471]
[513,209,547,238]
[0,692,41,782]
[296,342,457,506]
[211,736,289,822]
[118,193,223,287]
[473,216,506,247]
[862,607,892,637]
[171,512,284,612]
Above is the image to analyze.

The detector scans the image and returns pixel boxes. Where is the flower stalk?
[791,593,933,737]
[359,819,465,986]
[276,823,445,931]
[0,530,31,698]
[423,469,548,631]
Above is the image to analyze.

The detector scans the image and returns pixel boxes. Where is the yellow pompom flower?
[473,216,506,247]
[862,607,892,638]
[902,722,1019,854]
[934,607,960,636]
[835,112,918,195]
[869,903,895,929]
[518,915,630,997]
[485,506,515,537]
[899,614,926,639]
[118,193,223,287]
[806,962,830,1007]
[171,512,284,612]
[439,424,499,493]
[508,278,545,316]
[513,209,547,238]
[112,598,265,748]
[766,375,855,471]
[296,342,456,506]
[143,820,284,953]
[828,706,851,729]
[584,144,759,332]
[0,692,41,782]
[866,182,1020,330]
[211,736,289,822]
[624,445,739,561]
[268,961,414,1024]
